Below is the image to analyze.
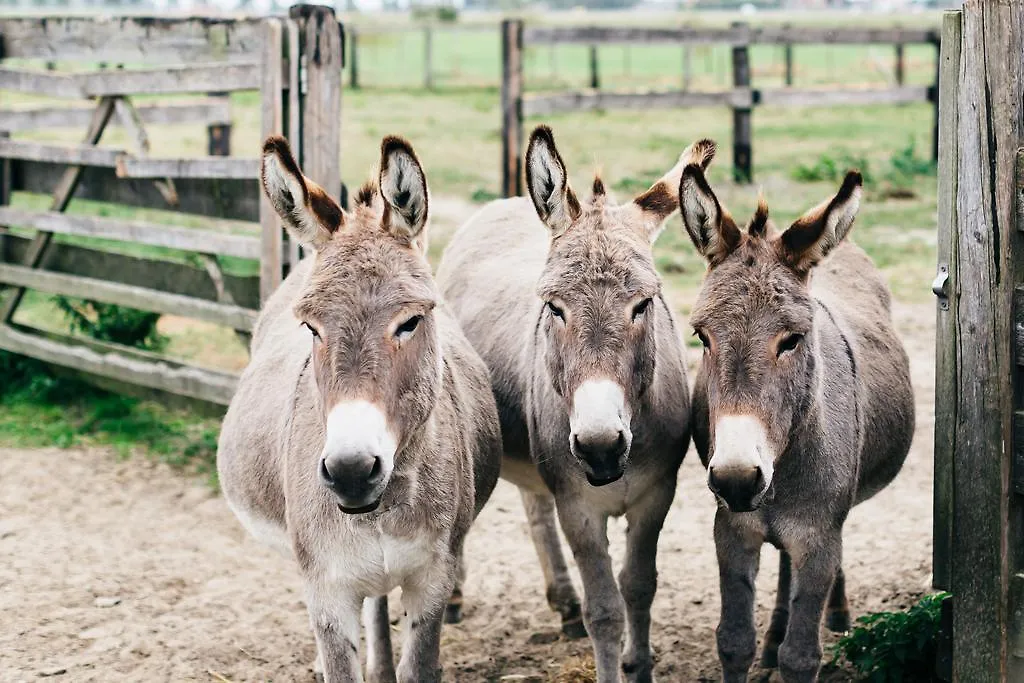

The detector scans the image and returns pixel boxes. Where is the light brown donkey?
[679,163,914,682]
[217,136,501,683]
[438,126,712,683]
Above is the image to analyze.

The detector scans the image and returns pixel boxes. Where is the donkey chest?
[319,527,445,596]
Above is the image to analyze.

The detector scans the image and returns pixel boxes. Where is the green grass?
[0,11,941,467]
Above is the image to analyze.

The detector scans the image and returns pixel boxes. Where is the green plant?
[830,592,949,682]
[880,139,936,198]
[792,151,872,184]
[53,297,166,350]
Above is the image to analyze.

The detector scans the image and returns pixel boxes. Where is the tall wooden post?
[731,29,752,184]
[424,26,434,90]
[0,131,10,267]
[935,2,1024,680]
[682,44,692,91]
[349,26,359,89]
[501,18,523,198]
[783,23,793,87]
[589,44,599,90]
[895,42,905,85]
[259,19,284,305]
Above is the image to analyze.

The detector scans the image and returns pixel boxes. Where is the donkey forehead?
[693,248,812,333]
[297,237,435,317]
[539,225,659,299]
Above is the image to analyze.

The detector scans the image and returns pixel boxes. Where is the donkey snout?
[572,430,629,486]
[708,464,766,513]
[320,453,386,512]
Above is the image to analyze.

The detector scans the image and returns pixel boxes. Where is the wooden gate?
[933,1,1024,680]
[0,7,342,406]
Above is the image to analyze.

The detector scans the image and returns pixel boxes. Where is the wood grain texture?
[932,9,961,594]
[0,138,124,167]
[260,18,285,305]
[522,88,749,116]
[0,322,238,405]
[731,39,752,184]
[0,262,257,331]
[115,157,259,179]
[501,18,524,198]
[0,208,260,260]
[0,63,260,99]
[0,16,264,63]
[0,99,231,133]
[523,24,937,46]
[949,2,1024,680]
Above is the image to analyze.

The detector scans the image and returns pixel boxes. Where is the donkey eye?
[546,301,565,321]
[694,329,711,350]
[302,322,321,340]
[395,315,423,340]
[632,298,653,321]
[778,333,804,356]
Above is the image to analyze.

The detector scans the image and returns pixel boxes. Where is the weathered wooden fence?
[932,1,1023,680]
[0,7,343,406]
[500,21,940,193]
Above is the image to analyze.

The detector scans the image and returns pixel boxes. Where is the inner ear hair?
[779,170,863,271]
[260,135,342,246]
[379,135,429,240]
[525,125,581,236]
[678,163,741,264]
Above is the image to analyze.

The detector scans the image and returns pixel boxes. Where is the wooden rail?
[500,19,940,189]
[0,100,232,133]
[0,63,262,98]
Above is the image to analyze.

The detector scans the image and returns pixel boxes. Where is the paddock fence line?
[499,20,940,193]
[0,7,343,406]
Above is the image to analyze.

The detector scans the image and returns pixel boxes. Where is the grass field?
[0,10,941,476]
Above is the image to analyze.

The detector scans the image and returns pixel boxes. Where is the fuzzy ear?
[379,136,429,248]
[625,138,717,243]
[678,163,741,265]
[260,136,343,249]
[778,171,863,272]
[525,126,581,238]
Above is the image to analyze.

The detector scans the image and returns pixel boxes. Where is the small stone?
[691,598,704,605]
[500,676,544,683]
[526,630,559,645]
[94,597,121,608]
[37,668,66,677]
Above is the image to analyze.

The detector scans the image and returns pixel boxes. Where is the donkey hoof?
[561,615,588,639]
[444,601,463,624]
[826,609,851,633]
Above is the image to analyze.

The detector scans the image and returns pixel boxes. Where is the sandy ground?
[0,294,935,683]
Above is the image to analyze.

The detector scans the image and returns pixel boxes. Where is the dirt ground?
[0,295,935,683]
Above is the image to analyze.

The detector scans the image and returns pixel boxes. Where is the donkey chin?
[707,414,775,513]
[318,400,398,514]
[568,379,634,487]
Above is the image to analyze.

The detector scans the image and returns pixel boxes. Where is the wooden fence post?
[206,91,231,157]
[0,131,9,267]
[682,44,692,91]
[290,4,342,205]
[589,44,599,90]
[783,23,793,87]
[501,18,523,198]
[349,26,359,89]
[731,28,752,184]
[424,26,434,90]
[895,42,905,85]
[259,19,284,305]
[942,1,1024,680]
[931,33,941,162]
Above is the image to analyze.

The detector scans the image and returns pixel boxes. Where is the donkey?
[678,163,914,682]
[437,126,712,683]
[217,135,501,683]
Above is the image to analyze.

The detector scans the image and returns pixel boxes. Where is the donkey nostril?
[319,458,334,485]
[369,457,382,480]
[613,431,626,454]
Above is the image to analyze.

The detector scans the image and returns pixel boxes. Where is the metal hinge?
[933,265,950,311]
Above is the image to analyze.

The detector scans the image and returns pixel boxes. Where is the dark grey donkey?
[679,162,914,682]
[218,136,501,683]
[437,126,711,683]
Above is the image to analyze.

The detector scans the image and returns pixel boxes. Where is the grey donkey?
[437,126,711,683]
[679,162,914,682]
[217,135,501,683]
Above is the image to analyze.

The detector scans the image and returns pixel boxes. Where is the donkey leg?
[761,551,792,669]
[778,534,841,683]
[306,586,364,683]
[618,479,675,683]
[556,495,623,683]
[825,566,851,633]
[363,596,397,683]
[396,564,454,683]
[520,488,586,638]
[444,546,466,624]
[714,508,763,683]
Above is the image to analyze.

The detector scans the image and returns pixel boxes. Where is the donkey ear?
[379,136,430,248]
[260,136,343,249]
[627,138,717,243]
[678,163,741,265]
[525,126,581,238]
[779,171,863,272]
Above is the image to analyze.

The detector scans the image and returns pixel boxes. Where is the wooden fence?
[932,1,1024,680]
[0,7,343,406]
[500,21,940,193]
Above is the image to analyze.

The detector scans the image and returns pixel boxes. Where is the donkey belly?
[502,451,549,495]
